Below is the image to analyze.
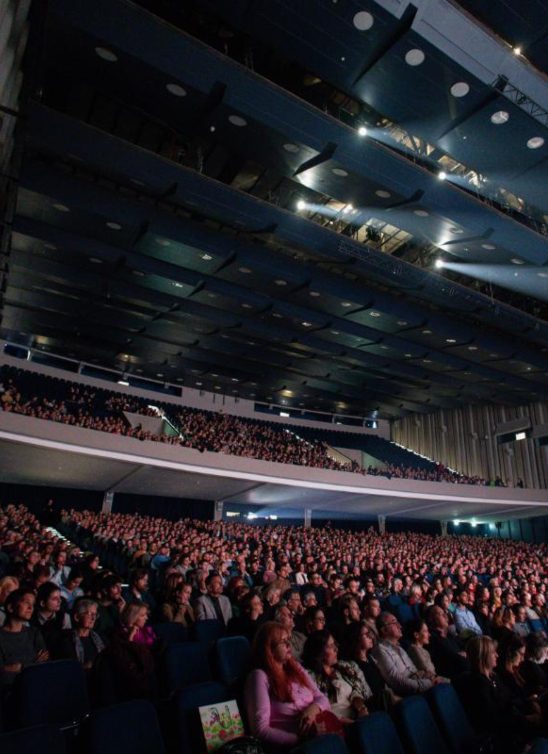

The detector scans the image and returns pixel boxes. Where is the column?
[102,491,114,513]
[440,520,448,536]
[213,500,224,521]
[377,514,386,534]
[304,508,312,529]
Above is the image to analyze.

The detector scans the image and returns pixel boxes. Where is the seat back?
[174,681,231,753]
[194,619,226,645]
[87,700,166,754]
[0,724,66,754]
[293,733,349,754]
[346,712,404,754]
[163,642,212,695]
[16,660,90,728]
[153,622,189,644]
[394,694,449,754]
[215,636,251,690]
[426,683,478,754]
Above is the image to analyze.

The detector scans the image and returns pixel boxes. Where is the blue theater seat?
[215,636,251,691]
[346,712,404,754]
[163,641,212,695]
[153,622,190,645]
[173,681,231,753]
[393,694,450,754]
[86,700,166,754]
[0,724,66,754]
[292,733,349,754]
[15,660,89,730]
[426,682,481,754]
[195,618,226,645]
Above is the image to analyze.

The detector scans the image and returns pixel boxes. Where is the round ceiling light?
[53,203,70,212]
[527,136,544,149]
[511,258,525,265]
[166,83,187,97]
[332,168,348,177]
[490,110,509,125]
[95,47,118,62]
[283,143,299,153]
[228,115,247,127]
[450,82,470,98]
[375,189,391,198]
[274,279,287,286]
[405,49,425,66]
[481,243,496,250]
[414,209,429,217]
[106,221,122,230]
[353,11,374,30]
[537,272,548,278]
[156,238,171,246]
[238,267,252,274]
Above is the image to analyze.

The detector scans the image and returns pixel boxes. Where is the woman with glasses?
[56,598,105,669]
[244,621,330,748]
[302,606,327,636]
[302,629,372,723]
[341,620,397,711]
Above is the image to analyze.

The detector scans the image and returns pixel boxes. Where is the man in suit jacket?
[194,573,233,625]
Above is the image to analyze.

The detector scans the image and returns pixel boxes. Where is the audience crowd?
[0,501,546,752]
[1,366,513,486]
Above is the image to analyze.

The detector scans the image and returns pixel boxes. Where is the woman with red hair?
[245,621,330,749]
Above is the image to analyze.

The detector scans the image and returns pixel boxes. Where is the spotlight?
[357,125,368,136]
[438,171,447,181]
[296,200,306,211]
[434,258,444,269]
[513,46,521,55]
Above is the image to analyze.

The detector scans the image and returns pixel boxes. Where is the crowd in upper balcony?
[0,365,519,486]
[0,502,546,752]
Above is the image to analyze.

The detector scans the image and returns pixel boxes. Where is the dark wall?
[497,515,548,543]
[0,483,103,514]
[112,493,213,521]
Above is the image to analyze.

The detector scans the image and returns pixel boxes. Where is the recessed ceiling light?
[414,209,429,217]
[44,243,57,250]
[449,227,463,234]
[106,221,122,230]
[207,292,216,298]
[490,110,509,125]
[423,359,432,363]
[272,312,283,318]
[380,345,389,350]
[438,171,447,180]
[89,257,102,264]
[132,269,145,276]
[405,49,425,66]
[156,238,171,246]
[274,279,287,286]
[527,136,544,149]
[214,385,221,390]
[283,143,299,153]
[173,282,184,288]
[357,126,368,136]
[404,353,412,357]
[450,82,470,98]
[538,272,548,278]
[166,83,187,97]
[369,311,381,317]
[302,321,312,327]
[201,253,213,261]
[468,346,478,351]
[211,373,219,378]
[511,258,525,265]
[332,168,348,177]
[309,290,321,297]
[481,243,496,250]
[156,373,164,378]
[231,377,239,382]
[446,338,457,343]
[228,115,247,127]
[513,46,522,55]
[241,303,252,309]
[53,203,70,212]
[375,189,391,198]
[422,329,432,334]
[341,301,353,307]
[296,199,307,211]
[397,320,408,326]
[238,266,252,273]
[353,10,374,29]
[95,47,118,62]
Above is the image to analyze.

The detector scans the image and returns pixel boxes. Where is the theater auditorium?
[0,1,547,752]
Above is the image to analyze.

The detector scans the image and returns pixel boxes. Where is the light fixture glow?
[358,125,368,136]
[438,171,447,180]
[296,200,306,211]
[513,46,521,55]
[434,259,444,269]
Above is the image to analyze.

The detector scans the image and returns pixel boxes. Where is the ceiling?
[1,437,547,523]
[2,0,548,420]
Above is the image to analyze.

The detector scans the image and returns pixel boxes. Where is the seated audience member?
[453,588,482,637]
[262,584,283,619]
[49,549,70,587]
[302,629,371,722]
[406,618,448,681]
[341,620,396,711]
[194,573,233,625]
[56,598,105,669]
[95,574,125,638]
[0,589,48,687]
[425,605,469,679]
[492,607,516,652]
[473,594,492,636]
[0,576,19,627]
[274,604,306,661]
[122,569,156,614]
[362,596,381,641]
[498,635,544,731]
[372,612,442,695]
[81,553,100,592]
[513,605,531,639]
[228,590,265,642]
[159,580,194,627]
[331,595,361,642]
[302,606,327,636]
[245,621,330,748]
[102,601,158,701]
[59,566,84,608]
[283,588,303,621]
[31,581,71,652]
[520,633,548,699]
